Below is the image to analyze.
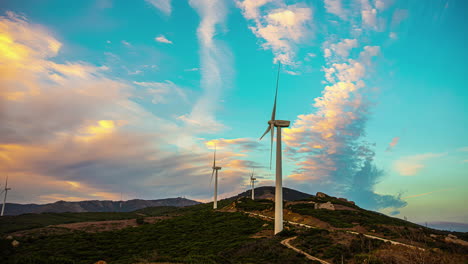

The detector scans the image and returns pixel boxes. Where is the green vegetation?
[289,203,419,228]
[1,210,310,264]
[0,212,139,235]
[132,205,180,216]
[235,198,273,211]
[294,229,386,263]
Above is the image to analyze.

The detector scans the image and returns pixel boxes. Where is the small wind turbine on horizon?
[259,62,290,235]
[210,144,222,209]
[250,169,256,200]
[1,175,11,216]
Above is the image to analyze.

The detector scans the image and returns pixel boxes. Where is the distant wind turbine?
[1,175,11,216]
[210,145,222,209]
[250,169,256,200]
[119,192,123,210]
[259,63,290,234]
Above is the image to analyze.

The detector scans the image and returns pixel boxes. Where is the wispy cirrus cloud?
[394,152,447,176]
[403,187,456,199]
[133,80,188,104]
[146,0,172,15]
[204,138,263,153]
[181,0,233,131]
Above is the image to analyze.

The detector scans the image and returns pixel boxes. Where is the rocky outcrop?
[314,201,335,210]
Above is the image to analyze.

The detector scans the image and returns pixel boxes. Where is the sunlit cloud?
[205,138,262,152]
[394,152,447,176]
[0,11,234,204]
[155,35,173,44]
[385,136,400,151]
[281,0,406,210]
[402,187,456,200]
[236,0,313,65]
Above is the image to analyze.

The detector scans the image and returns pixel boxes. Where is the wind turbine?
[1,175,11,216]
[250,169,256,200]
[210,145,222,209]
[259,63,290,234]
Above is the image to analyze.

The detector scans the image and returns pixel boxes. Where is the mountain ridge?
[2,197,200,216]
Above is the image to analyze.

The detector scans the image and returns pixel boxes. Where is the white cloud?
[155,35,173,44]
[457,146,468,152]
[389,32,397,39]
[284,70,300,75]
[394,153,447,176]
[237,1,313,65]
[328,38,358,58]
[186,0,232,132]
[121,40,131,46]
[324,0,347,20]
[133,80,188,104]
[146,0,172,15]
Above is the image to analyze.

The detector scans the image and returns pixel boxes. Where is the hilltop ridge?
[2,197,200,216]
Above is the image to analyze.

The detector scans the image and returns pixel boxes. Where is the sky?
[0,0,467,227]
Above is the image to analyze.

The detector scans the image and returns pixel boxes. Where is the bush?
[135,217,146,225]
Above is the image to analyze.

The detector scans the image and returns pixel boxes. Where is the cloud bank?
[281,1,407,210]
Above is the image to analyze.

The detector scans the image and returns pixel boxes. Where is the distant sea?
[420,222,468,233]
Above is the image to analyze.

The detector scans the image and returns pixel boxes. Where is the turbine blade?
[210,169,215,186]
[259,125,271,140]
[271,62,281,121]
[270,123,274,169]
[213,144,216,167]
[4,175,7,188]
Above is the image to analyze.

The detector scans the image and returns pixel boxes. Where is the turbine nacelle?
[212,166,222,170]
[270,120,290,127]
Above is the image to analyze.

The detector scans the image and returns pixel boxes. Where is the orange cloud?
[386,136,400,151]
[394,152,447,176]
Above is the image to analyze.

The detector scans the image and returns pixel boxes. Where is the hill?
[1,189,467,264]
[2,197,200,216]
[232,186,313,201]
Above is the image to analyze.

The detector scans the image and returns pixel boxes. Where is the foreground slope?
[0,200,311,264]
[1,189,467,264]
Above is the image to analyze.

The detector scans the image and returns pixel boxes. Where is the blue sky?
[0,0,467,227]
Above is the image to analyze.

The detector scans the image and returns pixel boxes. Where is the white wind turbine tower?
[259,63,290,234]
[1,175,11,216]
[210,145,222,209]
[250,169,256,200]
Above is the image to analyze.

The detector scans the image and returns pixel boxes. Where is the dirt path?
[245,211,425,251]
[281,236,331,264]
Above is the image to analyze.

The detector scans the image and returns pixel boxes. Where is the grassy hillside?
[1,210,310,264]
[2,195,467,264]
[0,212,139,235]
